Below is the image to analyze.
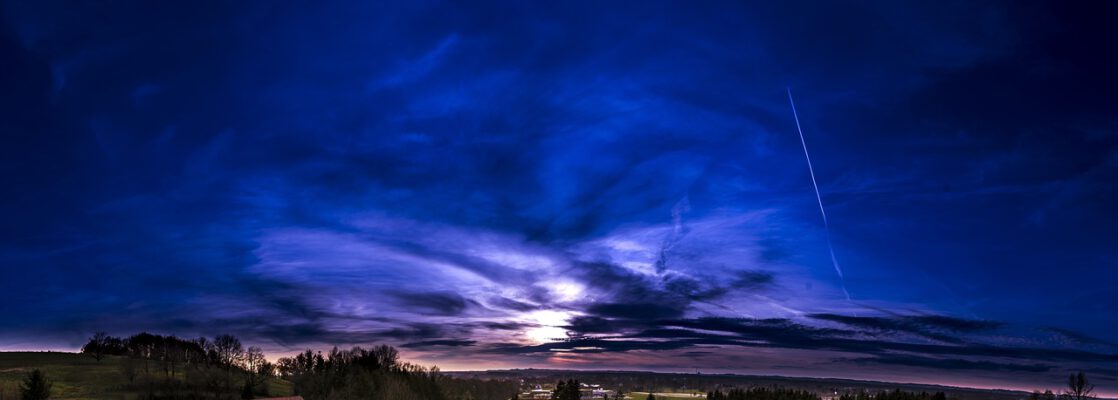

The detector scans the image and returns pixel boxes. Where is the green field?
[0,351,293,399]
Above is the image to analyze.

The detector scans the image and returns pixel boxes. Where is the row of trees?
[81,332,275,398]
[83,332,269,374]
[704,372,1096,400]
[708,387,823,400]
[275,345,518,400]
[83,332,521,399]
[837,390,947,400]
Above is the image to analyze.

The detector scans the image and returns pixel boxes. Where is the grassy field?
[0,351,292,399]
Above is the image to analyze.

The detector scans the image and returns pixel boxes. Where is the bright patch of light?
[522,310,575,344]
[527,326,569,344]
[544,280,585,302]
[527,309,572,326]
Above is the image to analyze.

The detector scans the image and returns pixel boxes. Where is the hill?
[0,351,293,399]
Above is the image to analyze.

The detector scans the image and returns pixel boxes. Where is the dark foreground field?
[0,352,294,399]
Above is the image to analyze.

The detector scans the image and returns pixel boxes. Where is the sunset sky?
[2,1,1117,395]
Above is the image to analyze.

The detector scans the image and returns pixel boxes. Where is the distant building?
[526,384,552,399]
[520,383,615,399]
[580,382,614,399]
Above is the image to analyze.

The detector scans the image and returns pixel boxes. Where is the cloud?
[401,339,477,348]
[809,313,1002,343]
[585,303,686,321]
[379,324,452,341]
[389,291,475,316]
[492,314,1118,370]
[842,355,1054,373]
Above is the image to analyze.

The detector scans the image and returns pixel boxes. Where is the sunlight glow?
[522,310,575,344]
[544,280,586,303]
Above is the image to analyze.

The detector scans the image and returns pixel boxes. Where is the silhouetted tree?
[243,346,266,394]
[552,381,565,400]
[648,393,657,400]
[551,379,580,400]
[275,344,513,400]
[212,334,244,369]
[836,389,945,400]
[81,332,110,362]
[19,369,51,400]
[1065,372,1095,400]
[709,387,818,400]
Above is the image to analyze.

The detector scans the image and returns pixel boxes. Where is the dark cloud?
[486,297,540,312]
[586,303,686,321]
[400,339,477,348]
[809,313,1002,343]
[502,315,1118,369]
[905,315,1004,332]
[663,275,730,302]
[489,337,694,355]
[478,322,535,331]
[842,355,1054,373]
[379,324,450,341]
[565,316,651,336]
[730,270,776,290]
[388,291,475,316]
[1048,328,1115,347]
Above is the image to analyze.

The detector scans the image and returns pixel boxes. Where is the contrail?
[787,88,852,301]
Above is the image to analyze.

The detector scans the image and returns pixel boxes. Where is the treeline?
[505,371,876,398]
[703,388,948,400]
[706,387,821,400]
[838,390,948,400]
[276,345,518,400]
[81,331,275,399]
[81,331,519,400]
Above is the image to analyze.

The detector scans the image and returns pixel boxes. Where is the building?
[579,382,615,399]
[525,384,552,399]
[520,383,616,399]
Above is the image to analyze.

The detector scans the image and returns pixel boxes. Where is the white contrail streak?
[787,88,852,301]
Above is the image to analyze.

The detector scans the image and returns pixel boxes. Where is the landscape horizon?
[2,347,1113,399]
[3,1,1117,399]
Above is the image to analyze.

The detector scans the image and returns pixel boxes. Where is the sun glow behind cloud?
[521,310,575,344]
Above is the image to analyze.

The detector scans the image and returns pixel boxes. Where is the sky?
[2,0,1118,395]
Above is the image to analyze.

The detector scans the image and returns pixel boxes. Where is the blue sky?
[2,0,1117,394]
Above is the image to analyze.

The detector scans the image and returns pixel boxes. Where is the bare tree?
[244,346,267,392]
[81,332,110,362]
[212,334,244,369]
[1065,372,1095,400]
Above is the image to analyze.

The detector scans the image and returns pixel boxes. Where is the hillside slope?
[0,352,293,399]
